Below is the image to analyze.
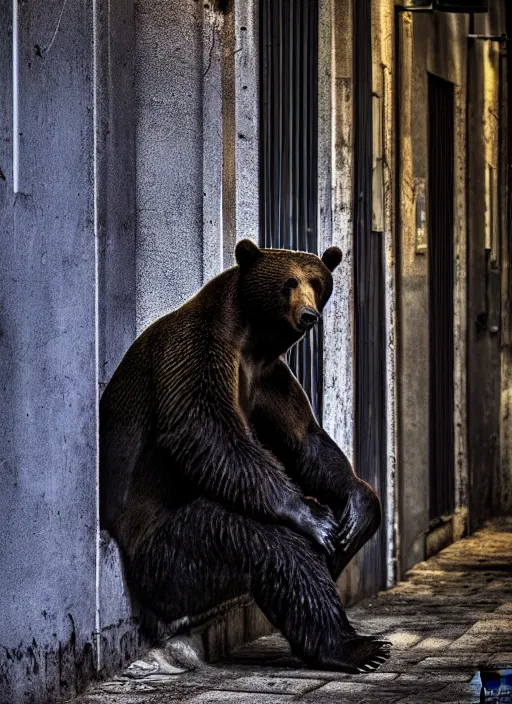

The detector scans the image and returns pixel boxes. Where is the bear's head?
[235,239,342,353]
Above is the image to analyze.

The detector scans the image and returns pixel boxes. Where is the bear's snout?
[298,307,320,331]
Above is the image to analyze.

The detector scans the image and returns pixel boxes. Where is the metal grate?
[428,73,455,521]
[259,0,322,420]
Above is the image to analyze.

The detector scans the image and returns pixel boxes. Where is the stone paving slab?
[71,519,512,703]
[212,675,323,694]
[188,694,295,703]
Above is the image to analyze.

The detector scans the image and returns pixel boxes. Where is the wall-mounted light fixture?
[434,0,488,11]
[396,0,488,10]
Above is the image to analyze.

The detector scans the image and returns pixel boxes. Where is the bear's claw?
[311,636,392,674]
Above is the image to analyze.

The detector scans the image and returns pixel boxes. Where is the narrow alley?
[2,1,512,703]
[72,519,512,704]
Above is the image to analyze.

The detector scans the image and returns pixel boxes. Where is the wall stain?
[0,617,95,704]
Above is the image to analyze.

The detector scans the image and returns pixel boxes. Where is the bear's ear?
[321,246,342,272]
[235,239,262,268]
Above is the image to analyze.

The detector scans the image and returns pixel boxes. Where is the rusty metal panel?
[259,0,322,419]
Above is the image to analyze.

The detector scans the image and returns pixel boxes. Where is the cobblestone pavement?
[73,519,512,703]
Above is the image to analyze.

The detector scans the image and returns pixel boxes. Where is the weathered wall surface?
[397,10,428,574]
[0,1,98,701]
[397,10,469,574]
[467,8,504,529]
[320,0,355,472]
[500,3,512,516]
[97,0,137,386]
[134,0,204,333]
[96,0,140,678]
[318,0,360,604]
[372,0,397,590]
[330,0,398,602]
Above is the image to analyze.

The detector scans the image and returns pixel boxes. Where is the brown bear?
[100,239,390,673]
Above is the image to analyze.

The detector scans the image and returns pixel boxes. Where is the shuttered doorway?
[428,73,455,521]
[259,0,322,420]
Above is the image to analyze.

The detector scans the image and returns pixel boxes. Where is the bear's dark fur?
[100,240,390,673]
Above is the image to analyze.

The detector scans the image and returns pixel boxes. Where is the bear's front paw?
[301,497,338,557]
[277,495,337,556]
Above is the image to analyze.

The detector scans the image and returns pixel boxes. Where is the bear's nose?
[298,307,320,330]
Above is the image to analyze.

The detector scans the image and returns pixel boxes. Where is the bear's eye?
[282,277,299,292]
[310,278,323,296]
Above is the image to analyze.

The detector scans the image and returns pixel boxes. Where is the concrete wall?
[95,0,140,677]
[372,0,397,590]
[397,10,470,573]
[0,0,212,697]
[500,4,512,516]
[0,1,98,701]
[134,0,204,333]
[467,6,505,528]
[397,10,429,573]
[317,0,357,605]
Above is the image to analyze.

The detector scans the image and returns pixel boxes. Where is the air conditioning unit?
[434,0,488,11]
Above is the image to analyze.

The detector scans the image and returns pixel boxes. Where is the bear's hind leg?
[248,517,390,673]
[126,497,389,673]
